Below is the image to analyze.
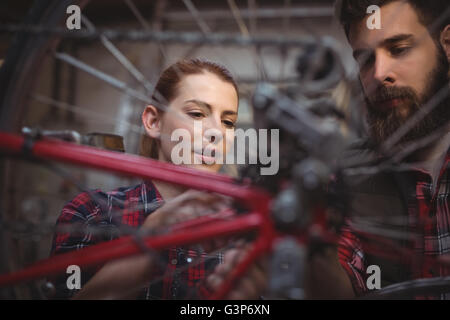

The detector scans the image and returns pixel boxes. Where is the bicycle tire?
[0,0,89,131]
[0,0,89,299]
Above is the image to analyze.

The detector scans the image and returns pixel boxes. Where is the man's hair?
[336,0,450,40]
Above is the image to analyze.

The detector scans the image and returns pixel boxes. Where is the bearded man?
[205,0,450,300]
[325,0,450,299]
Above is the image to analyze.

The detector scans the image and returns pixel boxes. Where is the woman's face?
[156,71,238,173]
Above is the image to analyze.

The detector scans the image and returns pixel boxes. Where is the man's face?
[348,1,449,146]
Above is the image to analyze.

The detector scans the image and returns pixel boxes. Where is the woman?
[50,59,265,300]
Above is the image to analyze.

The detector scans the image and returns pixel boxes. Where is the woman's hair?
[140,58,238,158]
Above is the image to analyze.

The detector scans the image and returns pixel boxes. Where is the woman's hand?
[142,189,232,230]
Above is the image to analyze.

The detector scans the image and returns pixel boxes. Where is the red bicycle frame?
[1,131,449,299]
[0,131,277,299]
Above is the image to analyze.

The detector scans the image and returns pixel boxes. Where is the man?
[209,0,450,299]
[333,0,450,298]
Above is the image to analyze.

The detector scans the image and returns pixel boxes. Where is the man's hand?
[305,246,355,299]
[205,243,268,299]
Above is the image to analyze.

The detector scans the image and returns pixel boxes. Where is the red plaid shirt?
[50,180,222,299]
[338,148,450,298]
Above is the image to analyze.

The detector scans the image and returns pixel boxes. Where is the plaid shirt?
[338,148,450,298]
[50,180,222,299]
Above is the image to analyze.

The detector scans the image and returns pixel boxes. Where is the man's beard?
[365,48,450,149]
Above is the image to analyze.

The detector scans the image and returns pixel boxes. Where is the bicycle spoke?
[348,218,418,241]
[80,14,157,96]
[53,52,158,109]
[122,0,169,80]
[30,92,185,153]
[178,0,242,85]
[227,0,250,37]
[247,0,257,34]
[36,55,188,153]
[227,0,267,82]
[124,0,233,127]
[182,0,211,35]
[52,51,193,142]
[31,94,142,135]
[123,0,152,31]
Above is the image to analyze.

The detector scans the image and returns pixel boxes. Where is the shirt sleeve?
[51,191,103,255]
[337,221,368,296]
[49,191,104,299]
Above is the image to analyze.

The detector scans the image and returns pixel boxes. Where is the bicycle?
[0,0,449,300]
